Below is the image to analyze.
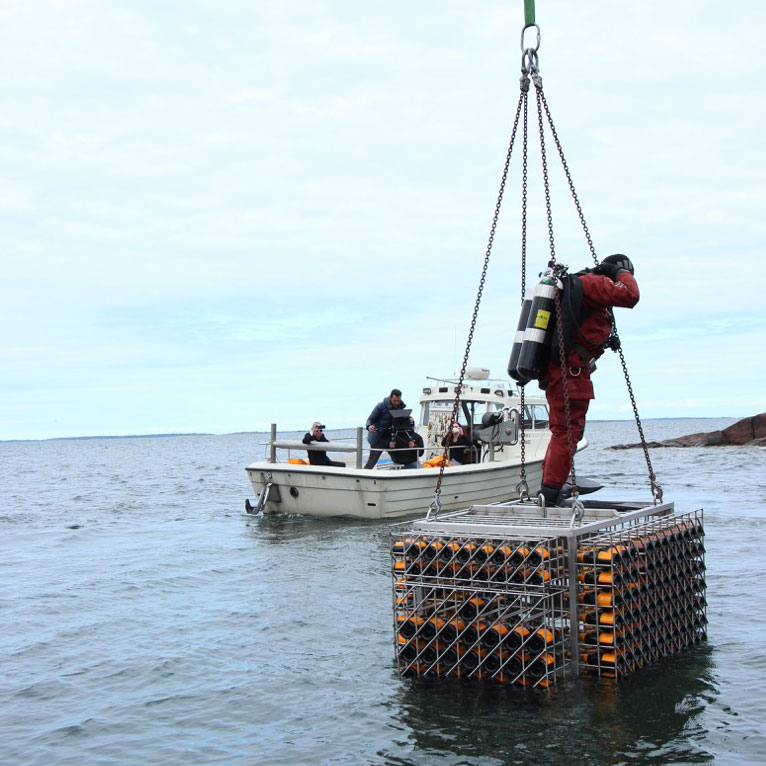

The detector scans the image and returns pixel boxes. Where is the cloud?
[2,0,765,439]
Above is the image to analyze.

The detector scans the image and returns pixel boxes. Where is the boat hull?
[245,460,544,519]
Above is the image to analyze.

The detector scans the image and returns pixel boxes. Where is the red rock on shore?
[610,413,766,449]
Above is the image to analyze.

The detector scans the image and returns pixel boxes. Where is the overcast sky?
[2,1,765,440]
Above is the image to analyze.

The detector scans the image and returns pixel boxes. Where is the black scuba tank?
[508,298,533,386]
[514,272,562,382]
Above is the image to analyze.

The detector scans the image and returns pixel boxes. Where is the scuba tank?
[507,298,533,386]
[514,271,562,382]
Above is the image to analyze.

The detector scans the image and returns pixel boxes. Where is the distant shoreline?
[0,416,741,444]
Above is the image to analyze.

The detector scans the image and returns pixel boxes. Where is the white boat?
[244,369,574,519]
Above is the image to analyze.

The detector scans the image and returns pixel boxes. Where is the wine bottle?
[510,545,530,568]
[481,622,511,649]
[508,568,526,584]
[527,545,550,567]
[461,621,488,647]
[424,539,444,561]
[404,537,428,558]
[404,560,422,576]
[396,613,424,639]
[526,626,554,653]
[490,544,513,565]
[420,644,439,666]
[439,618,465,644]
[458,596,486,620]
[578,568,623,586]
[440,646,460,669]
[526,568,551,586]
[526,652,555,679]
[420,616,447,641]
[501,653,524,678]
[474,542,494,563]
[578,544,633,565]
[456,542,476,563]
[579,588,623,607]
[398,641,420,664]
[506,624,531,650]
[481,650,507,674]
[439,540,461,562]
[579,628,627,646]
[459,648,482,672]
[391,538,407,555]
[583,610,623,628]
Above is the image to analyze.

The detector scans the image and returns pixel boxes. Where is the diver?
[538,254,639,505]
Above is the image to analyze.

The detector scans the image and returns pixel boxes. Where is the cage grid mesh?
[391,502,705,686]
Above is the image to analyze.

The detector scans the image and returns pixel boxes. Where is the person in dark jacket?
[441,422,474,464]
[364,389,405,469]
[302,422,345,467]
[539,254,639,505]
[390,417,425,469]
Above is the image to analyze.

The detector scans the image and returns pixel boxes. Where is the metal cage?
[390,500,706,686]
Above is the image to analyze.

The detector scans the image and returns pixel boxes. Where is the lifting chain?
[531,50,660,506]
[552,268,579,503]
[427,87,526,519]
[613,323,663,503]
[430,13,662,516]
[531,58,584,505]
[516,71,530,501]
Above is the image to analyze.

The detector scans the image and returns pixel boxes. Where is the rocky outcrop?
[610,413,766,449]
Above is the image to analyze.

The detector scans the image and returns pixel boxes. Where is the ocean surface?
[2,418,765,765]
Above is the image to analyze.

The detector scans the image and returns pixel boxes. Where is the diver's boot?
[538,484,563,507]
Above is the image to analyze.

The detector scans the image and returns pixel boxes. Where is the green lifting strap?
[524,0,535,26]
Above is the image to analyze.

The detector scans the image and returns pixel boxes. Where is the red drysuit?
[541,270,640,488]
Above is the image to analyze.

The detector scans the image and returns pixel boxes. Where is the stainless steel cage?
[390,500,706,686]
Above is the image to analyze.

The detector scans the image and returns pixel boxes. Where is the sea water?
[1,418,765,765]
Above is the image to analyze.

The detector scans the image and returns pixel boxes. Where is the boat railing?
[266,425,366,468]
[265,425,429,469]
[263,423,527,468]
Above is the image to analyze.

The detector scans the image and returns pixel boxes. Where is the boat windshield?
[524,403,549,429]
[420,398,505,446]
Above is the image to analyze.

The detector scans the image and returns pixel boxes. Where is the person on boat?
[539,254,640,506]
[302,422,346,467]
[364,388,406,469]
[390,417,425,469]
[441,422,474,465]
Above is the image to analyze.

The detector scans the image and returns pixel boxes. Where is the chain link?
[552,269,578,499]
[430,28,662,511]
[615,327,663,502]
[538,89,598,267]
[520,92,529,301]
[517,84,530,492]
[534,80,556,268]
[532,74,582,502]
[539,77,660,499]
[429,89,526,511]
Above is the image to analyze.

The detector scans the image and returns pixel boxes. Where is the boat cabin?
[416,369,549,462]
